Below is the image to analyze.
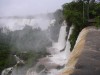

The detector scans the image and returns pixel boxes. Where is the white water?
[26,21,73,75]
[64,26,74,61]
[1,20,73,75]
[1,55,25,75]
[53,21,66,51]
[1,67,13,75]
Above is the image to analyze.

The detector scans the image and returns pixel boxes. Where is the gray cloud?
[0,0,72,16]
[0,0,73,30]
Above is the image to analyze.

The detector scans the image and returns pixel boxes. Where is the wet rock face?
[59,27,100,75]
[71,31,100,75]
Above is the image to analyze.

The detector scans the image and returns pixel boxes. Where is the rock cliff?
[59,26,100,75]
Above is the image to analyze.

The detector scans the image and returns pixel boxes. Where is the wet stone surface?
[71,31,100,75]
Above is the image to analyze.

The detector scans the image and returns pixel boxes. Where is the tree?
[62,0,100,50]
[0,29,11,74]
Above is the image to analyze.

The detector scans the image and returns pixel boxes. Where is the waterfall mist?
[0,15,73,75]
[0,15,54,75]
[25,20,73,75]
[0,0,73,75]
[0,10,69,75]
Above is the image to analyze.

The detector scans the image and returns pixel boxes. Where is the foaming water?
[26,21,73,75]
[53,26,66,50]
[1,21,73,75]
[64,26,74,62]
[1,55,26,75]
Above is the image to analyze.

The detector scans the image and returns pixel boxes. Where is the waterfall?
[64,26,74,63]
[53,21,66,51]
[1,20,73,75]
[25,21,73,75]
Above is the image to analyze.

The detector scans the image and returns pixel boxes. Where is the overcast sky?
[0,0,72,16]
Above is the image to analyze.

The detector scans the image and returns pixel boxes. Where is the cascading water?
[26,21,73,75]
[1,18,73,75]
[0,17,51,75]
[1,55,25,75]
[64,26,74,64]
[53,21,66,51]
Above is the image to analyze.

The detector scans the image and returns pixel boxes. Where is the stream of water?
[1,20,73,75]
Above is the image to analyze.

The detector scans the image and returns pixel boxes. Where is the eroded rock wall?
[59,26,100,75]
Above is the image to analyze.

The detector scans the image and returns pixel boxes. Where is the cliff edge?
[59,26,100,75]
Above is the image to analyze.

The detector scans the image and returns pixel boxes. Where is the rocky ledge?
[59,26,100,75]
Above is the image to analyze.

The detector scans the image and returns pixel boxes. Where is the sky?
[0,0,73,30]
[0,0,72,16]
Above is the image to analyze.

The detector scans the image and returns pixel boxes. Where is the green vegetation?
[95,16,100,28]
[49,9,64,42]
[62,0,100,50]
[0,0,100,73]
[0,28,11,73]
[10,25,51,52]
[15,50,49,67]
[0,26,51,74]
[10,26,52,67]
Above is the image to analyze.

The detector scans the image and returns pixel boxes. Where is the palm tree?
[86,0,95,19]
[82,0,95,21]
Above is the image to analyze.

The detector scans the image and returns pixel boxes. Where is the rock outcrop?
[59,26,100,75]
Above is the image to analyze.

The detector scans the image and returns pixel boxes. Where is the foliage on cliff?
[10,25,51,52]
[0,28,11,73]
[95,16,100,28]
[62,0,100,50]
[48,9,64,42]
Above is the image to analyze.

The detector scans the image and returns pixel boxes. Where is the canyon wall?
[59,26,100,75]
